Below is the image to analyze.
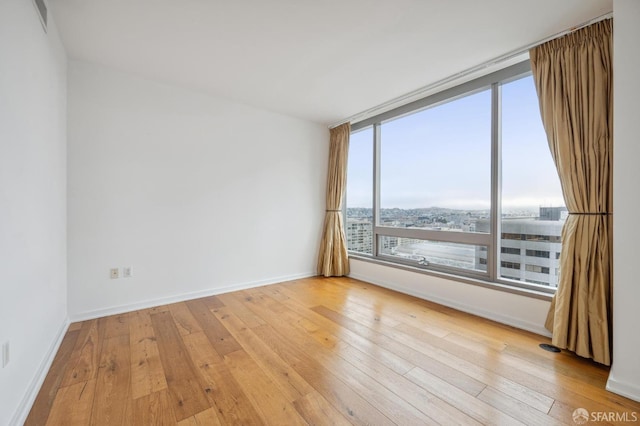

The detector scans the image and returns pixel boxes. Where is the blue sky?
[346,75,565,211]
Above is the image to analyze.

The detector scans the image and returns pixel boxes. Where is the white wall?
[67,60,328,319]
[0,1,68,425]
[607,0,640,402]
[350,260,552,336]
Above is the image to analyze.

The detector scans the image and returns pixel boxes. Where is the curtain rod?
[329,11,613,129]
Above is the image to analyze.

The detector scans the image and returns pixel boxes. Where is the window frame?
[346,60,557,296]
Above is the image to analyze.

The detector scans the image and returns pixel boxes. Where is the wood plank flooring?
[26,277,640,425]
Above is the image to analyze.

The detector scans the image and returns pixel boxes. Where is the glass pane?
[380,89,491,233]
[499,75,565,288]
[346,127,373,254]
[379,236,487,273]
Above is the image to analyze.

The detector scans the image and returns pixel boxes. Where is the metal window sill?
[348,254,554,302]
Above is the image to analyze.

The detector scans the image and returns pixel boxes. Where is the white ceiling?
[50,0,612,125]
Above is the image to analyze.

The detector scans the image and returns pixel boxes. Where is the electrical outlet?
[2,341,9,368]
[122,266,133,278]
[110,268,119,279]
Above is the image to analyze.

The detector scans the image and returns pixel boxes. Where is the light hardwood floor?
[26,277,640,425]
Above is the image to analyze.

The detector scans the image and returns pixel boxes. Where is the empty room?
[2,0,640,424]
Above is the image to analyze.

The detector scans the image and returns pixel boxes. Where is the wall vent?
[32,0,47,32]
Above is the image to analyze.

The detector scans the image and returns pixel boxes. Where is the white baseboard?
[10,317,70,426]
[606,376,640,403]
[69,272,315,322]
[349,271,552,338]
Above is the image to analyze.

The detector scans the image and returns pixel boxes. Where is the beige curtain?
[317,123,351,277]
[530,19,613,365]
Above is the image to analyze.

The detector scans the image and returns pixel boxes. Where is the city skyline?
[346,205,566,288]
[346,205,565,216]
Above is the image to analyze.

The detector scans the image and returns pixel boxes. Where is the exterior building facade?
[476,214,564,288]
[346,219,373,255]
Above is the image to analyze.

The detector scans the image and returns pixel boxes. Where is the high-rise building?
[345,219,373,254]
[476,207,566,287]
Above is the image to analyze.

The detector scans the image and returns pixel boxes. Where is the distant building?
[346,219,373,254]
[539,206,568,221]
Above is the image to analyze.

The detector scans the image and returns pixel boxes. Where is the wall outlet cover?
[2,341,9,368]
[110,268,119,279]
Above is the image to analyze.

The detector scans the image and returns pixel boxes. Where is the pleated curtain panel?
[530,19,613,365]
[317,123,351,277]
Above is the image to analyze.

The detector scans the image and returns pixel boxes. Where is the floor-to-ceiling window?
[345,61,565,294]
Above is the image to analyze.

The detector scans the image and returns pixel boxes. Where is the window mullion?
[490,82,502,282]
[374,226,491,246]
[373,123,381,257]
